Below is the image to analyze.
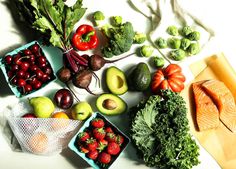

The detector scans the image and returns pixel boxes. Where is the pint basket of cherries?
[0,41,56,97]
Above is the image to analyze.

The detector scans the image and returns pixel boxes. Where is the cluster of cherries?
[3,42,55,95]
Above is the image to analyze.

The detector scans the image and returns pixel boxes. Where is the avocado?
[129,62,151,91]
[106,66,128,95]
[96,93,127,115]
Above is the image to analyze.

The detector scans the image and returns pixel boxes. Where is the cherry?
[29,55,35,62]
[11,64,19,72]
[31,43,40,54]
[17,79,26,87]
[29,77,37,85]
[23,49,32,56]
[7,70,14,78]
[11,77,18,85]
[35,70,44,79]
[43,66,52,75]
[37,56,47,64]
[32,80,42,89]
[16,70,25,78]
[20,62,30,71]
[13,54,22,65]
[24,84,33,93]
[41,74,50,82]
[4,55,12,65]
[30,65,39,72]
[24,72,30,79]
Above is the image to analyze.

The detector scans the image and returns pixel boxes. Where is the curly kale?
[102,22,135,58]
[130,90,200,169]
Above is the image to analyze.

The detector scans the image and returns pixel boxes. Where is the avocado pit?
[103,99,117,110]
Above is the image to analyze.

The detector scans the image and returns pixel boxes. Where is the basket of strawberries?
[68,112,130,169]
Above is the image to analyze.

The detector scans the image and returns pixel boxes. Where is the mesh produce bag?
[4,100,81,155]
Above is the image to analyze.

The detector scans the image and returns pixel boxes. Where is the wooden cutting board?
[182,53,236,169]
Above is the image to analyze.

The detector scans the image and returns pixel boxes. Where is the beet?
[72,69,97,95]
[89,53,135,71]
[57,67,71,82]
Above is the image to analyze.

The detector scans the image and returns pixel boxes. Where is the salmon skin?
[192,81,220,131]
[202,79,236,133]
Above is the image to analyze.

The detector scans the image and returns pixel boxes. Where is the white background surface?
[1,0,236,168]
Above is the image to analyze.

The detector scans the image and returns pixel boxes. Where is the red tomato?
[151,64,186,93]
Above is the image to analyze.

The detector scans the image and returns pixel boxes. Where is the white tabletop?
[1,0,236,168]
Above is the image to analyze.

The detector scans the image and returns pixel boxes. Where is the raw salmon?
[202,79,236,133]
[192,81,220,131]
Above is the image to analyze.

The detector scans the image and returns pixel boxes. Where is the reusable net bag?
[4,99,81,155]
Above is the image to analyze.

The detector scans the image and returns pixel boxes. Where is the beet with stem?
[89,52,135,71]
[72,69,97,95]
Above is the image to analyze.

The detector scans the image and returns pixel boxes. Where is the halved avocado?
[96,93,127,115]
[106,66,128,95]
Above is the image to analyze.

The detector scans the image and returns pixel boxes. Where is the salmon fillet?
[192,81,220,131]
[202,79,236,133]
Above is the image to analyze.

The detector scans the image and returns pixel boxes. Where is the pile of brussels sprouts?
[155,25,201,61]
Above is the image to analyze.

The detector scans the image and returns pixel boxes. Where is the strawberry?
[105,127,113,133]
[86,138,98,151]
[93,128,106,140]
[97,139,108,152]
[79,146,89,154]
[91,118,105,128]
[78,131,90,142]
[107,142,120,155]
[116,134,124,145]
[98,152,111,164]
[105,132,117,142]
[87,150,99,160]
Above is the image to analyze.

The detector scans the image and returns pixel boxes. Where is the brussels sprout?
[169,49,186,61]
[133,32,146,44]
[93,11,105,26]
[153,56,165,68]
[155,37,168,49]
[181,26,193,37]
[180,38,191,50]
[167,25,179,36]
[188,43,200,55]
[167,38,181,49]
[111,16,122,26]
[188,31,200,41]
[140,45,154,57]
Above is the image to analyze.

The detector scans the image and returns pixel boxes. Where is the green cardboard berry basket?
[68,112,130,169]
[0,40,57,97]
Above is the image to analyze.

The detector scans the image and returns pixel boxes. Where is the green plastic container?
[68,112,130,169]
[0,41,57,97]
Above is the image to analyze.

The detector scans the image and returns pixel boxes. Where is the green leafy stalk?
[130,90,200,169]
[13,0,86,51]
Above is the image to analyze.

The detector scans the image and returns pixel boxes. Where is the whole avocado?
[129,62,151,91]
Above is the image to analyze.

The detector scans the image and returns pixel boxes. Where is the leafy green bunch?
[14,0,86,51]
[130,90,200,169]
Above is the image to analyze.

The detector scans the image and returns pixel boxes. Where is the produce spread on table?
[1,0,236,169]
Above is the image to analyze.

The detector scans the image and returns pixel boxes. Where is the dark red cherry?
[11,64,19,72]
[35,70,44,79]
[31,43,40,54]
[23,49,32,56]
[17,79,26,87]
[17,70,25,78]
[20,62,30,71]
[43,66,52,75]
[4,55,12,65]
[32,80,42,89]
[30,65,39,72]
[13,54,22,65]
[24,72,30,79]
[24,84,32,93]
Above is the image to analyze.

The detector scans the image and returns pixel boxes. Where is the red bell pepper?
[72,24,98,51]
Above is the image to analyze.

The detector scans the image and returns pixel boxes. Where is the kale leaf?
[130,90,200,169]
